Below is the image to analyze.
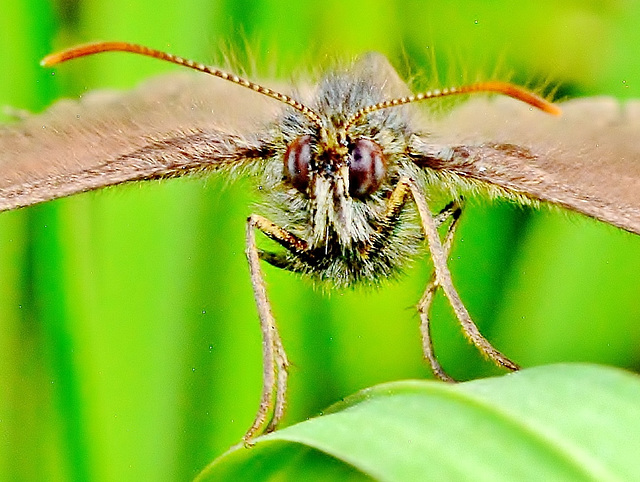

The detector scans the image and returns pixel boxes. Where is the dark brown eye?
[284,135,312,192]
[348,138,386,198]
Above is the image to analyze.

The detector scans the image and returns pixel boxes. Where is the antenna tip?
[40,53,60,67]
[547,103,563,117]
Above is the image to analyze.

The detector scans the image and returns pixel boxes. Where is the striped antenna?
[41,41,324,129]
[344,80,561,131]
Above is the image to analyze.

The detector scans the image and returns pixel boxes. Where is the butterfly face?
[261,70,424,284]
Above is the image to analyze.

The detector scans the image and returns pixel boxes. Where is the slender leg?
[376,182,467,380]
[371,179,516,379]
[243,214,309,442]
[373,189,464,379]
[417,202,462,382]
[243,214,297,443]
[405,178,519,373]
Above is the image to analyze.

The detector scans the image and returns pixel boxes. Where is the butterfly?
[1,42,639,442]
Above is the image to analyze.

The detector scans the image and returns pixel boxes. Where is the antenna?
[42,41,324,128]
[345,80,561,131]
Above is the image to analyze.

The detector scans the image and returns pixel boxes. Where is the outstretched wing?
[0,71,284,212]
[412,96,640,234]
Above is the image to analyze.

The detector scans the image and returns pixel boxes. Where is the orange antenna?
[345,80,561,131]
[42,41,324,129]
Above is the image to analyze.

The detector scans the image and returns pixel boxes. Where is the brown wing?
[0,72,284,212]
[412,96,640,234]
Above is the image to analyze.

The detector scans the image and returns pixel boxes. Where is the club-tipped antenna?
[42,41,324,129]
[344,80,561,132]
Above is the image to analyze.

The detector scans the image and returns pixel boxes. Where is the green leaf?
[197,364,640,481]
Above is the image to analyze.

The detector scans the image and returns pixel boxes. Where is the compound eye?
[284,135,312,192]
[348,138,386,198]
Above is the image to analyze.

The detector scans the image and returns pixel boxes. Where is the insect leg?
[244,215,293,442]
[403,178,520,375]
[375,182,466,379]
[417,200,463,382]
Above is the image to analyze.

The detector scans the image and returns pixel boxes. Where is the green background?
[1,1,639,480]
